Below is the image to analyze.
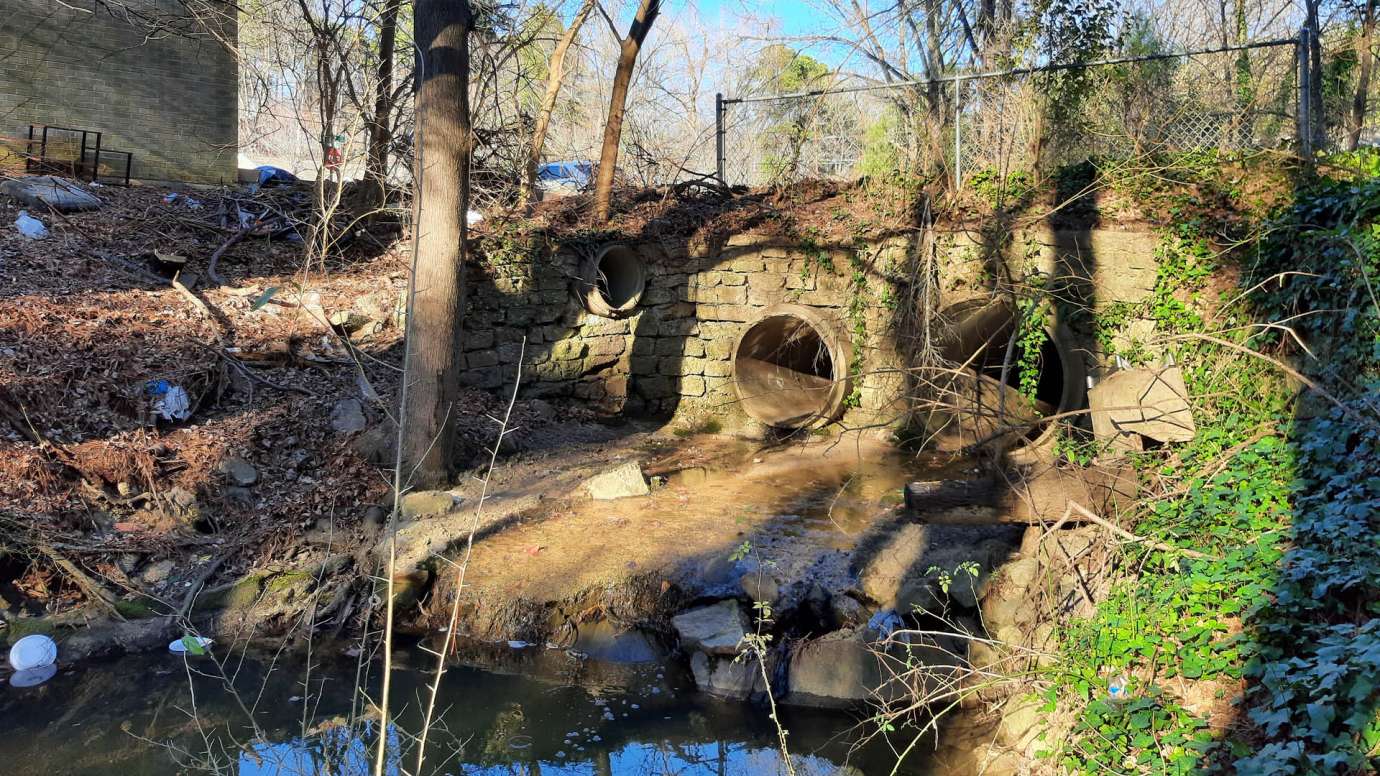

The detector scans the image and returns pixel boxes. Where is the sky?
[664,0,822,38]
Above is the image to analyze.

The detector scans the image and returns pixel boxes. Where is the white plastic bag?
[15,211,47,239]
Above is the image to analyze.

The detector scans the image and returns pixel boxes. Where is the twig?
[219,350,318,397]
[206,224,255,286]
[36,543,124,619]
[1067,501,1209,559]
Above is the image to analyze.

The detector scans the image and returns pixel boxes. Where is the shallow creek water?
[0,646,970,775]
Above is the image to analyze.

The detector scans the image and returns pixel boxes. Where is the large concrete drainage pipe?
[933,298,1085,463]
[732,304,852,429]
[580,244,646,318]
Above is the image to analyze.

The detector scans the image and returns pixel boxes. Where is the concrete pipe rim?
[581,244,646,318]
[731,303,852,430]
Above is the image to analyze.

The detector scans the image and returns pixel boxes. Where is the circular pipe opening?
[932,298,1085,459]
[732,304,852,429]
[581,244,645,318]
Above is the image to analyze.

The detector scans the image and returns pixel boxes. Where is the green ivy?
[1051,153,1380,774]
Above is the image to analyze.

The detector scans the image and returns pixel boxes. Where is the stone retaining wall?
[459,224,1164,430]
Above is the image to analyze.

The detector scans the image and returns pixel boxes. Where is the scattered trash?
[146,380,192,421]
[1107,673,1132,702]
[466,209,484,226]
[507,640,531,649]
[10,663,57,687]
[152,250,188,271]
[256,165,298,187]
[162,192,202,209]
[14,211,47,239]
[169,635,214,655]
[8,634,57,671]
[249,286,279,311]
[536,160,593,195]
[508,735,533,750]
[866,609,904,639]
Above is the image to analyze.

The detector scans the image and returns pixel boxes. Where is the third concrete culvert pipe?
[930,297,1086,462]
[732,304,852,429]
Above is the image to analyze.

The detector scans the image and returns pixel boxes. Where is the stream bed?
[0,645,967,775]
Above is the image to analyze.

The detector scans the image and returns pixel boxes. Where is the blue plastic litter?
[537,160,592,190]
[256,165,299,187]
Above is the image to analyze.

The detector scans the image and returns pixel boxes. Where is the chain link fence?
[717,37,1305,189]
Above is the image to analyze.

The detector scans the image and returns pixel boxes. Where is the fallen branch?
[1067,500,1210,560]
[37,543,125,620]
[206,223,255,286]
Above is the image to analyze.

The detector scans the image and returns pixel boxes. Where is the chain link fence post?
[715,92,727,185]
[953,78,963,191]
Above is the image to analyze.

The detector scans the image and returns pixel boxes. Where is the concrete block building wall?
[0,0,237,183]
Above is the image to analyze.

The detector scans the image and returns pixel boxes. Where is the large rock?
[856,524,1015,614]
[980,556,1042,646]
[140,559,176,585]
[995,694,1045,750]
[584,461,650,500]
[787,628,963,708]
[786,629,886,707]
[218,456,258,487]
[401,490,457,518]
[0,175,102,212]
[690,651,765,699]
[572,620,661,662]
[330,398,368,434]
[1089,366,1196,444]
[671,600,747,656]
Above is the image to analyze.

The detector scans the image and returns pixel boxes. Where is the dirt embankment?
[0,177,611,659]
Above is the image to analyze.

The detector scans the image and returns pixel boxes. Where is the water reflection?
[0,647,929,775]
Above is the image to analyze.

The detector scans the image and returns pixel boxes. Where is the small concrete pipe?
[580,244,646,318]
[732,304,852,429]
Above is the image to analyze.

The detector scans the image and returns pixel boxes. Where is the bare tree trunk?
[1306,0,1324,149]
[366,0,400,197]
[1351,0,1378,150]
[403,0,473,488]
[593,0,662,223]
[520,0,595,206]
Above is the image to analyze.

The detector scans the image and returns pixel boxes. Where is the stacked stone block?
[459,233,918,430]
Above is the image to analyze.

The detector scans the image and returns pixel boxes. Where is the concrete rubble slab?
[1,175,102,212]
[584,461,650,499]
[1089,366,1197,444]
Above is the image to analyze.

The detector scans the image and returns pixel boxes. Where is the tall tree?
[402,0,474,488]
[592,0,662,223]
[521,0,596,205]
[365,0,401,197]
[1350,0,1378,150]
